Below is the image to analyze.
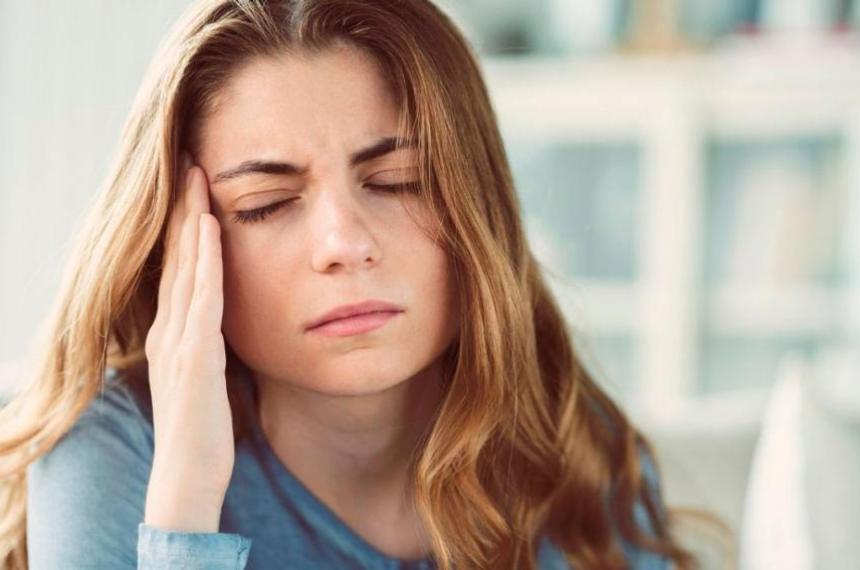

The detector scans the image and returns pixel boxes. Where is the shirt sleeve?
[26,374,253,569]
[138,523,252,569]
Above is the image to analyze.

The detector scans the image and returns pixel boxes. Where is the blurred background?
[2,1,860,568]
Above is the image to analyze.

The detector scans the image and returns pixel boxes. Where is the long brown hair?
[0,1,721,568]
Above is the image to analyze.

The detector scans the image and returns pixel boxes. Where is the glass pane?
[507,140,641,280]
[703,136,844,287]
[699,334,825,394]
[700,135,850,395]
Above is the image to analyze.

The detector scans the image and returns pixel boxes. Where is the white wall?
[0,1,188,380]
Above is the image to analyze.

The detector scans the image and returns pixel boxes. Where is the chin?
[303,371,407,396]
[304,354,428,395]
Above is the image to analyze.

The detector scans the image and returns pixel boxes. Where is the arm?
[26,378,252,569]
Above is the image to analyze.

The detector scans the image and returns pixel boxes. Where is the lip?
[306,310,402,337]
[304,299,405,332]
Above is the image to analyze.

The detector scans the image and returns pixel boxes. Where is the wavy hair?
[0,1,724,568]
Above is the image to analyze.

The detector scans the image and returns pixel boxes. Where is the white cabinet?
[482,40,860,417]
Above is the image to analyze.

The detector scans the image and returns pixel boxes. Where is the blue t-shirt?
[26,367,670,569]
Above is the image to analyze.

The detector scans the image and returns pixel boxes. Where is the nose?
[308,183,382,274]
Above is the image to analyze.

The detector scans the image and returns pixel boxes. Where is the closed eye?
[232,198,297,224]
[364,181,421,193]
[231,182,421,225]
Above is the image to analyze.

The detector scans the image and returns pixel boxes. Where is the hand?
[143,151,234,532]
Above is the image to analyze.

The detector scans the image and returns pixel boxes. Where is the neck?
[252,360,444,515]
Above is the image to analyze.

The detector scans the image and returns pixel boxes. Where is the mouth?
[305,310,403,337]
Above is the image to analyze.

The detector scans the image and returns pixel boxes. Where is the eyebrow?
[211,136,417,185]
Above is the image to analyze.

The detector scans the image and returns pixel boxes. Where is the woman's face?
[195,44,459,396]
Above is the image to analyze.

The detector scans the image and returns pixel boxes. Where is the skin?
[190,43,460,558]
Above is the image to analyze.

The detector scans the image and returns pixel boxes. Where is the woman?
[0,0,702,568]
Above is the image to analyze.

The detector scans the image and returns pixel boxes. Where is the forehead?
[198,45,401,163]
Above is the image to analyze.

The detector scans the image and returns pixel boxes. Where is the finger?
[167,166,204,341]
[187,213,224,339]
[155,153,192,328]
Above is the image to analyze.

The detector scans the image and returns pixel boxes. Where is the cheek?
[409,242,457,332]
[222,230,297,285]
[221,234,255,305]
[383,204,450,307]
[220,233,299,335]
[419,251,449,302]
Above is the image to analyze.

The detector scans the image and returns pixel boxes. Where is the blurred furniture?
[480,36,860,570]
[632,388,767,569]
[740,346,860,570]
[484,41,860,415]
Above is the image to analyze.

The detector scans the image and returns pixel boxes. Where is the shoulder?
[620,443,671,569]
[29,366,154,473]
[26,366,154,568]
[53,366,154,462]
